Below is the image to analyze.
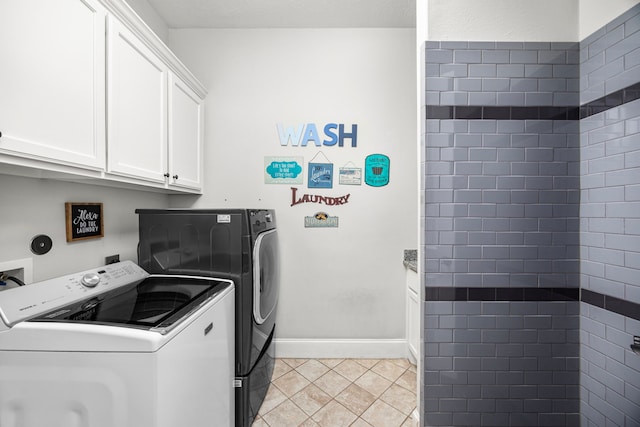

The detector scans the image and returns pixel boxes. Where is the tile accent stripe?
[426,105,579,120]
[426,82,640,120]
[425,287,579,302]
[424,287,640,321]
[580,289,640,322]
[579,81,640,118]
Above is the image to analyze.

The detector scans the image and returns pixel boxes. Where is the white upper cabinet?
[0,0,106,170]
[167,73,203,191]
[107,16,168,184]
[0,0,206,193]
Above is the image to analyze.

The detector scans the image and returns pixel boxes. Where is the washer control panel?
[0,261,149,327]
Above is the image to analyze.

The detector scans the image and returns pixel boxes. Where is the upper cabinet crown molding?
[99,0,207,99]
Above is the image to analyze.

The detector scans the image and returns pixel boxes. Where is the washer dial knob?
[81,273,100,288]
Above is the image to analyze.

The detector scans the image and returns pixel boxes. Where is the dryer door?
[252,229,279,324]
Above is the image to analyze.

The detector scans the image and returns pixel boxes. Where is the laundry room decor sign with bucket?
[364,154,390,187]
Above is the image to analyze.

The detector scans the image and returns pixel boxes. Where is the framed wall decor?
[304,212,339,228]
[308,151,333,189]
[364,154,390,187]
[339,162,362,185]
[65,202,104,242]
[264,156,304,184]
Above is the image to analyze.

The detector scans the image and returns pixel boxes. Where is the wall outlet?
[105,254,120,265]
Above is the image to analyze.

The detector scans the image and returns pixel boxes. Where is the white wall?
[125,0,169,43]
[168,28,418,357]
[427,0,580,41]
[579,0,640,39]
[0,174,167,282]
[424,0,640,42]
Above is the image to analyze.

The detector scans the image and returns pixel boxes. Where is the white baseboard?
[411,408,420,426]
[274,338,409,359]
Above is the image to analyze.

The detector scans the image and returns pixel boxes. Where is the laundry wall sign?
[307,151,333,189]
[308,163,333,188]
[364,154,390,187]
[304,212,339,228]
[264,157,303,184]
[290,187,351,207]
[65,202,104,242]
[339,162,362,185]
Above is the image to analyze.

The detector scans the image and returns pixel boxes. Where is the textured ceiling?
[146,0,416,28]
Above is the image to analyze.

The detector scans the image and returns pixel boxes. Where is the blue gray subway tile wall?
[578,6,640,427]
[422,4,640,427]
[425,41,581,288]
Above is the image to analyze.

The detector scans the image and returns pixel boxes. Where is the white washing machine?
[0,260,234,427]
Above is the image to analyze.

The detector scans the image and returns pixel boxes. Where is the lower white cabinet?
[406,267,419,363]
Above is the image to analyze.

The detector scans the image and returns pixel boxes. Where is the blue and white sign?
[264,157,303,184]
[308,163,333,188]
[339,165,362,185]
[364,154,390,187]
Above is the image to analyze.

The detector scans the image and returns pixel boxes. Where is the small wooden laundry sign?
[65,202,104,242]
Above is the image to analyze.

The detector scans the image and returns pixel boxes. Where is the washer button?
[81,273,100,288]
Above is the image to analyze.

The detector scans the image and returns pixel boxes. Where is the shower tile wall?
[579,4,640,426]
[424,41,581,426]
[422,4,640,427]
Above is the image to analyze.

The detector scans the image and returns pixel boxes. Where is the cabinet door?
[107,16,167,183]
[168,73,203,191]
[0,0,106,169]
[406,269,419,362]
[407,287,419,362]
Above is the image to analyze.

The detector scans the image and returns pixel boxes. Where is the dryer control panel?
[0,261,149,328]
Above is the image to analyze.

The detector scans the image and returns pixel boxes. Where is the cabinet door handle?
[173,175,179,180]
[163,173,170,178]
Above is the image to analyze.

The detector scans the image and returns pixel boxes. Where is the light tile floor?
[253,358,418,427]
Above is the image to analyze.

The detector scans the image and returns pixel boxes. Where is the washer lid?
[29,275,233,335]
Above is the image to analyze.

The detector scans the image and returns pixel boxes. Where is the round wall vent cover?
[31,234,53,255]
